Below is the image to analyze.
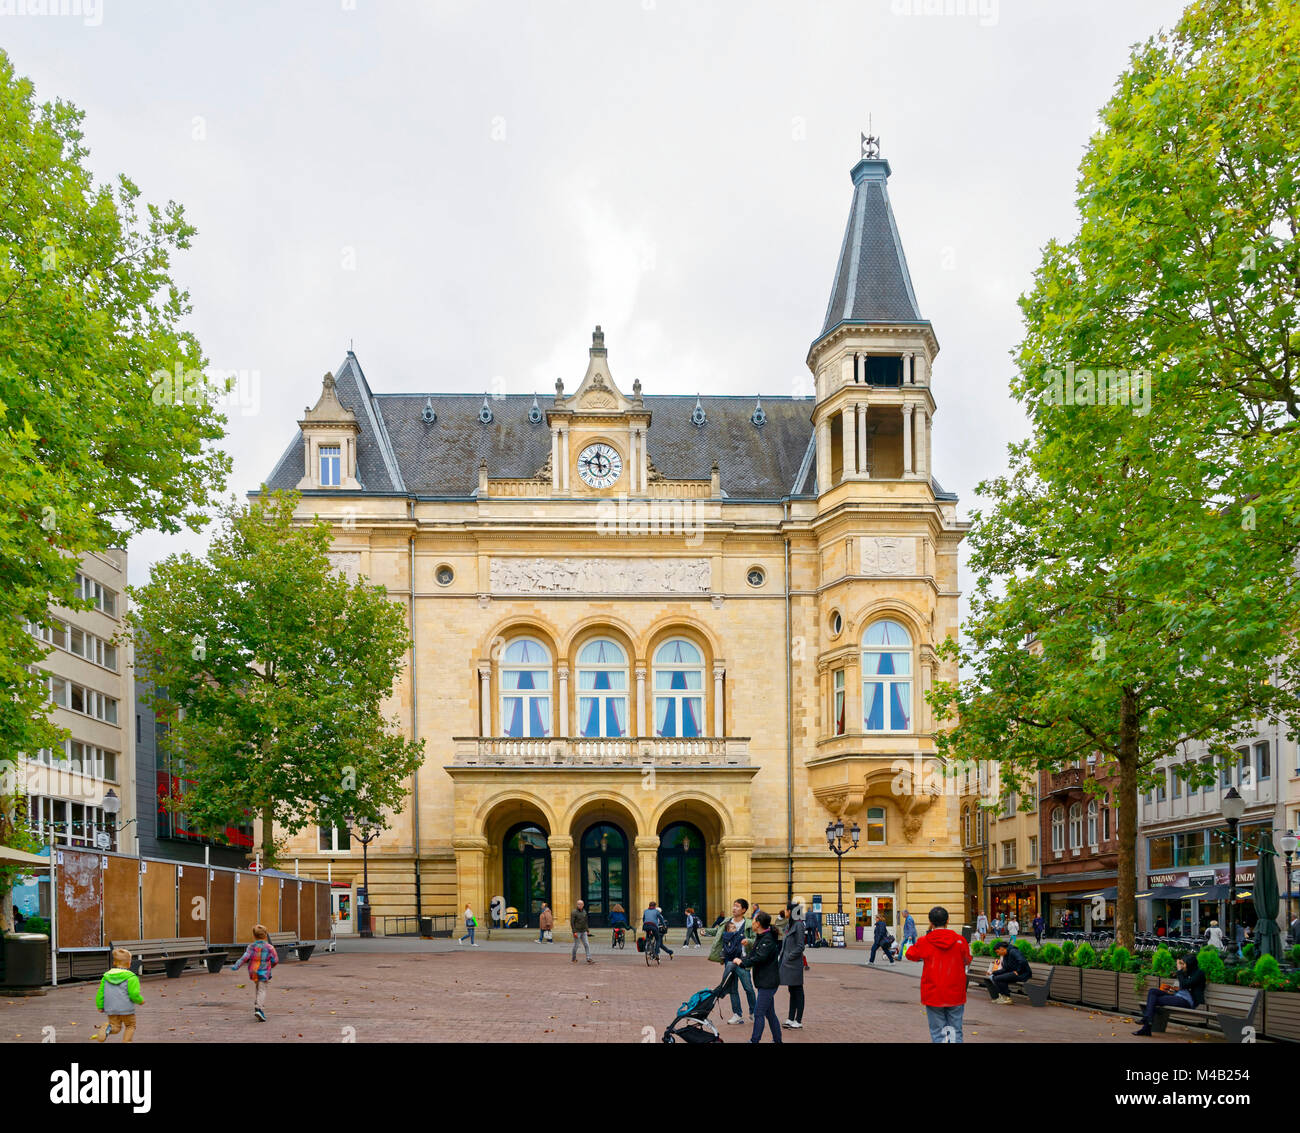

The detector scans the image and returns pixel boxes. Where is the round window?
[436,565,454,586]
[830,611,843,637]
[746,567,765,587]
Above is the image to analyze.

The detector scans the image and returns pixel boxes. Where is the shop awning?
[1080,887,1192,901]
[0,844,50,867]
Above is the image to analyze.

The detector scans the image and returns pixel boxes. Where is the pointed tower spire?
[816,139,923,346]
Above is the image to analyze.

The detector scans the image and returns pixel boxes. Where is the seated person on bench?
[986,939,1032,1003]
[1132,954,1205,1037]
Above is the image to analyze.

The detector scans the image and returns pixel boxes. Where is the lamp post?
[99,789,138,851]
[824,819,861,916]
[1221,787,1246,953]
[1280,829,1298,945]
[353,819,380,938]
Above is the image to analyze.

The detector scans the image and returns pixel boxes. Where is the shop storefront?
[1039,876,1117,932]
[989,880,1039,926]
[854,880,897,943]
[1143,866,1259,937]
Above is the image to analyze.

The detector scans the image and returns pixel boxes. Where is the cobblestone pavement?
[0,939,1220,1044]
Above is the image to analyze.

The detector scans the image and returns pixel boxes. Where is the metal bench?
[114,937,226,979]
[1148,980,1262,1043]
[965,955,1054,1007]
[267,931,315,962]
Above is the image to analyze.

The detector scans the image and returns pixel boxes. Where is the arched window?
[576,638,628,738]
[862,619,912,732]
[1086,799,1098,846]
[501,637,552,738]
[653,638,704,738]
[866,806,886,845]
[1051,807,1065,852]
[1068,802,1083,849]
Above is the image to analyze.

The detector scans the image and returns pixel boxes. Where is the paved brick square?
[0,939,1221,1044]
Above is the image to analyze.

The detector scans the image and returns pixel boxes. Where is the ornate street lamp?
[352,818,381,938]
[1279,829,1298,944]
[825,819,861,917]
[1221,787,1246,953]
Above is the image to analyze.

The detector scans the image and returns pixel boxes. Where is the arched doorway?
[502,823,551,928]
[657,822,706,926]
[579,823,628,928]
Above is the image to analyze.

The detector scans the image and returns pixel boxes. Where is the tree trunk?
[1115,686,1140,951]
[261,802,276,868]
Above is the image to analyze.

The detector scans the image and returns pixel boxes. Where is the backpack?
[722,927,745,961]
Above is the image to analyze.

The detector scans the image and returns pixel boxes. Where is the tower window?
[864,356,903,387]
[320,445,341,486]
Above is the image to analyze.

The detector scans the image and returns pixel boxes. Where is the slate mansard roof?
[265,352,823,500]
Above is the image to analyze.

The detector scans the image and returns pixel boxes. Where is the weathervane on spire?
[861,117,880,160]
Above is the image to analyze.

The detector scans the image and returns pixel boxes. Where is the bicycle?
[611,925,627,949]
[643,924,661,966]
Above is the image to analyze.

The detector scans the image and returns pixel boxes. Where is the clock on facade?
[577,443,622,488]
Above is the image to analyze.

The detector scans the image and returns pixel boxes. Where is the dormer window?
[320,445,342,486]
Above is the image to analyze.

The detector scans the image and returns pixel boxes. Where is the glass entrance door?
[580,823,628,928]
[503,824,551,927]
[657,822,705,927]
[854,881,897,943]
[331,888,353,934]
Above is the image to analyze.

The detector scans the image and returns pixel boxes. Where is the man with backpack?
[705,898,756,1024]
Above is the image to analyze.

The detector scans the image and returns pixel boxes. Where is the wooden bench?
[114,937,226,979]
[268,931,316,962]
[965,956,1054,1007]
[1148,980,1262,1043]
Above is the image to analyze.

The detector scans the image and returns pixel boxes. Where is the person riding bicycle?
[642,901,674,959]
[609,903,629,946]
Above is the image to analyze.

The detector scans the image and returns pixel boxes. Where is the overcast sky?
[6,0,1189,591]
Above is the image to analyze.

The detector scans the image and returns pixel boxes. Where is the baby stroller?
[662,967,736,1043]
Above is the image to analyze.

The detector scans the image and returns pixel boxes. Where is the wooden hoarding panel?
[316,883,331,939]
[209,870,235,946]
[282,879,300,936]
[141,861,178,939]
[259,877,279,933]
[233,871,257,944]
[298,883,314,941]
[102,855,140,943]
[56,849,102,948]
[177,864,208,943]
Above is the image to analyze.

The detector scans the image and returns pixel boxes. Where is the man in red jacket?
[904,906,973,1043]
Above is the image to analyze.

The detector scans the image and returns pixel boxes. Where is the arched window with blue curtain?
[577,638,628,738]
[861,619,912,732]
[500,637,552,738]
[653,638,704,738]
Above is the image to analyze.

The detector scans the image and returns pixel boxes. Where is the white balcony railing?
[452,736,749,768]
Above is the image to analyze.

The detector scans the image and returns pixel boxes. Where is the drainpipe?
[784,501,795,905]
[408,502,423,921]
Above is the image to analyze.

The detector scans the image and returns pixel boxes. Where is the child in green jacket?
[91,948,145,1043]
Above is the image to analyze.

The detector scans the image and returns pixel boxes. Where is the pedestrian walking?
[682,907,702,948]
[458,903,478,946]
[986,939,1031,1003]
[778,903,807,1029]
[90,947,144,1042]
[704,898,757,1025]
[901,909,917,957]
[1205,920,1224,949]
[905,906,972,1043]
[571,898,595,963]
[536,903,554,943]
[1032,913,1044,945]
[869,913,895,964]
[231,923,279,1022]
[1133,954,1205,1036]
[976,910,989,942]
[1007,916,1019,945]
[733,910,782,1043]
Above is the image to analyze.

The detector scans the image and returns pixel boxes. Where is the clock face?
[577,443,622,488]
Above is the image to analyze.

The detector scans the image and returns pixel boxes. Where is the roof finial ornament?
[632,377,643,406]
[422,396,436,424]
[861,118,880,160]
[554,377,564,404]
[590,325,606,356]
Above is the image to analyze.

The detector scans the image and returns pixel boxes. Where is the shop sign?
[1214,868,1255,884]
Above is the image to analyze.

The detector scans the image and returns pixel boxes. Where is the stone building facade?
[260,149,969,936]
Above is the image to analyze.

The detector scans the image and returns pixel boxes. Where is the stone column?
[478,663,492,736]
[916,408,930,481]
[453,835,489,932]
[902,404,914,476]
[840,404,855,478]
[629,429,638,493]
[635,665,647,739]
[558,664,570,738]
[816,416,832,491]
[904,352,914,385]
[857,403,869,479]
[915,353,928,385]
[639,429,648,490]
[635,835,660,915]
[550,428,560,492]
[548,835,574,934]
[712,664,725,737]
[855,354,864,383]
[560,428,570,491]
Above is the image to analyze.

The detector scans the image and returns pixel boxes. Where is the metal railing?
[378,914,457,937]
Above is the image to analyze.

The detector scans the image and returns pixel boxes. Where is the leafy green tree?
[0,53,227,924]
[128,491,423,865]
[930,0,1300,950]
